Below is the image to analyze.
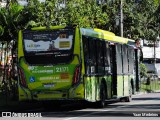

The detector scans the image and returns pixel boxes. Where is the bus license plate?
[43,83,54,88]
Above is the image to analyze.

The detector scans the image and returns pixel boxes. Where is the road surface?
[1,92,160,120]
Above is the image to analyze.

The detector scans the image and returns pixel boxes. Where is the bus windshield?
[23,28,75,65]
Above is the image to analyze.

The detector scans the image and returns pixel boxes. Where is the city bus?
[17,26,140,108]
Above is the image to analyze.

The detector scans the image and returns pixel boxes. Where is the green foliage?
[125,0,160,40]
[154,0,160,5]
[64,0,108,28]
[0,0,109,43]
[0,2,23,42]
[0,25,4,36]
[102,0,160,40]
[1,0,160,43]
[140,63,148,78]
[22,0,109,28]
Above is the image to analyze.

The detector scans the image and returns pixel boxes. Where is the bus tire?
[95,83,106,108]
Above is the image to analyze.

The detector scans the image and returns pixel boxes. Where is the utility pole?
[120,0,123,37]
[154,40,156,64]
[153,38,156,89]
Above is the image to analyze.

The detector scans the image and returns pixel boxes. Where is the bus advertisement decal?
[60,73,70,79]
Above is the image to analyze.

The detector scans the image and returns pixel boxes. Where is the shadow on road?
[42,111,139,117]
[122,104,160,110]
[1,92,160,117]
[0,101,119,112]
[133,97,160,101]
[0,100,160,117]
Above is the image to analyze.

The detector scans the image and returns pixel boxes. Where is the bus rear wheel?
[95,83,106,108]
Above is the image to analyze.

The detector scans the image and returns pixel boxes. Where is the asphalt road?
[1,92,160,120]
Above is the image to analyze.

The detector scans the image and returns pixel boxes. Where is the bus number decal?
[55,67,69,73]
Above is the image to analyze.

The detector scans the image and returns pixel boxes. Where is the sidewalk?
[133,90,160,96]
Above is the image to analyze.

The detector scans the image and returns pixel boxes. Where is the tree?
[63,0,108,28]
[0,2,24,43]
[123,0,160,40]
[0,2,24,100]
[140,63,148,79]
[101,0,120,34]
[20,0,109,28]
[102,0,160,40]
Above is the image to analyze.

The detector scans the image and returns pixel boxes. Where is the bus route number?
[55,67,69,73]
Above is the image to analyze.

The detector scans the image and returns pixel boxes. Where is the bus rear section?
[18,27,84,101]
[111,44,136,98]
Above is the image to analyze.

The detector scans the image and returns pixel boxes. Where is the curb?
[133,90,160,96]
[133,92,147,96]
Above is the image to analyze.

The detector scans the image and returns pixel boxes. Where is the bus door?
[135,48,140,92]
[116,44,124,97]
[128,46,135,94]
[122,45,129,96]
[110,43,117,98]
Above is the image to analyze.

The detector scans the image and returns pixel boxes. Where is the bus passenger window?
[88,39,97,74]
[128,47,134,74]
[96,40,104,74]
[116,44,123,74]
[104,42,111,73]
[122,45,128,74]
[82,36,90,74]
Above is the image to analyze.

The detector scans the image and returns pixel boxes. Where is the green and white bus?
[17,26,140,108]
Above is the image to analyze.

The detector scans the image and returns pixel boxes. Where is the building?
[142,39,160,79]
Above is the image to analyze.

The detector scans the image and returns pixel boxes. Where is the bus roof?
[113,36,136,46]
[80,28,136,46]
[31,26,66,30]
[94,28,115,36]
[80,28,115,41]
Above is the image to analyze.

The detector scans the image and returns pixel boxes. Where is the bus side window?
[122,45,128,74]
[104,42,111,73]
[96,40,104,74]
[88,39,97,74]
[82,36,90,74]
[116,44,123,75]
[128,47,134,74]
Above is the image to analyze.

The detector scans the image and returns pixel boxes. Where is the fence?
[140,75,160,93]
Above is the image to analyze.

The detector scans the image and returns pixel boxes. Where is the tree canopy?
[0,2,23,43]
[0,0,160,43]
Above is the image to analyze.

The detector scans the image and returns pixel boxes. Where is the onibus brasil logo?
[2,112,42,118]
